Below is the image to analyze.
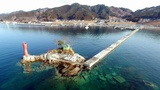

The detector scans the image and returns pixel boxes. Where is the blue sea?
[0,23,160,90]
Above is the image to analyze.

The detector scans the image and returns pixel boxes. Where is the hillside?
[0,3,159,23]
[1,8,48,23]
[109,6,133,17]
[123,5,160,22]
[0,3,132,22]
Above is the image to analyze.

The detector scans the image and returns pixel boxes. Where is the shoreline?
[1,21,160,30]
[140,25,160,30]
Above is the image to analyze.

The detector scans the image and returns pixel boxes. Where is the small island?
[21,40,85,77]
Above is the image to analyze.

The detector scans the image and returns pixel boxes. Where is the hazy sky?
[0,0,159,14]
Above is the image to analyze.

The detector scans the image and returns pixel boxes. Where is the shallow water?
[0,23,160,90]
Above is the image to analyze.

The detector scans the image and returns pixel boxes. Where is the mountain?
[39,3,100,21]
[1,3,159,23]
[0,3,133,22]
[1,8,48,22]
[123,5,160,22]
[109,6,133,17]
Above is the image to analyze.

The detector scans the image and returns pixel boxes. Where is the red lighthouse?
[22,42,28,56]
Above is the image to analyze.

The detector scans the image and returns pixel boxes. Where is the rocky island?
[21,40,85,77]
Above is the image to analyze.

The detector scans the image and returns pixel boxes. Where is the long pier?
[84,29,139,68]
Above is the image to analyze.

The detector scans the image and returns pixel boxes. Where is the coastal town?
[0,16,134,26]
[1,15,160,30]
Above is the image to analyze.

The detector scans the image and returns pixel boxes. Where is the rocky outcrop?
[54,61,83,77]
[21,41,85,77]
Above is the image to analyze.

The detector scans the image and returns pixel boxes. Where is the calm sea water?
[0,23,160,90]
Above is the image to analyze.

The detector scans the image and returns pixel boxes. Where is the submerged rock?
[105,74,117,84]
[54,61,83,77]
[99,76,106,81]
[111,72,117,76]
[105,74,112,80]
[76,78,86,86]
[143,80,159,90]
[113,76,126,84]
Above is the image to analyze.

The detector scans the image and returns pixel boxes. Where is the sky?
[0,0,160,14]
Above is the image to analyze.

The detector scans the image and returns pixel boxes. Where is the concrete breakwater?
[84,29,139,69]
